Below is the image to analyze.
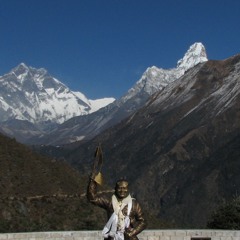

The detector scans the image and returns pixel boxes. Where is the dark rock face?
[63,55,240,228]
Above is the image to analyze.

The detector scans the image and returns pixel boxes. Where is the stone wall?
[0,230,239,240]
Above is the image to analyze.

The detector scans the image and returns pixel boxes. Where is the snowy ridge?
[0,63,115,124]
[122,42,208,102]
[177,42,208,71]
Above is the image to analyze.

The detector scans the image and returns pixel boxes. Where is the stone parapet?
[0,230,239,240]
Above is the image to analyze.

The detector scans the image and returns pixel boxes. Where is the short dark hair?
[115,179,129,188]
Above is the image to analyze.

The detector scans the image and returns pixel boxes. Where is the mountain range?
[54,53,240,228]
[0,63,115,125]
[0,42,208,145]
[0,63,114,142]
[0,42,239,229]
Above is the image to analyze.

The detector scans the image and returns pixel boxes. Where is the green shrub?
[207,196,240,229]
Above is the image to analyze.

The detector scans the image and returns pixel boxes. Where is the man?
[87,176,147,240]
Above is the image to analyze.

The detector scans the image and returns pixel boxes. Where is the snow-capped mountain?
[0,63,115,125]
[32,42,208,145]
[121,42,207,103]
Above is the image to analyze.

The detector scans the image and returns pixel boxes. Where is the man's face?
[115,181,129,200]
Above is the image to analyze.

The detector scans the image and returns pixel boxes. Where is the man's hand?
[90,170,96,180]
[125,228,136,238]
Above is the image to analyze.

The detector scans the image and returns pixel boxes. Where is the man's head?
[115,179,129,200]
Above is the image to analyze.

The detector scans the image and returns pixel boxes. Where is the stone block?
[0,234,8,239]
[162,230,176,236]
[175,230,188,236]
[158,236,170,240]
[234,231,240,237]
[170,236,185,240]
[153,231,163,236]
[186,230,205,237]
[147,236,160,240]
[29,238,46,240]
[210,237,221,240]
[1,229,239,240]
[214,230,233,237]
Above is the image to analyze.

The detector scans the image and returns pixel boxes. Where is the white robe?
[102,194,132,240]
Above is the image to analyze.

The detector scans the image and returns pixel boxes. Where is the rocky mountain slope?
[58,54,240,228]
[33,42,208,145]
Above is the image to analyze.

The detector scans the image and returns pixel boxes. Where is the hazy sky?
[0,0,239,99]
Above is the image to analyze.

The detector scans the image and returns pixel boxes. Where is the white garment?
[102,194,132,240]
